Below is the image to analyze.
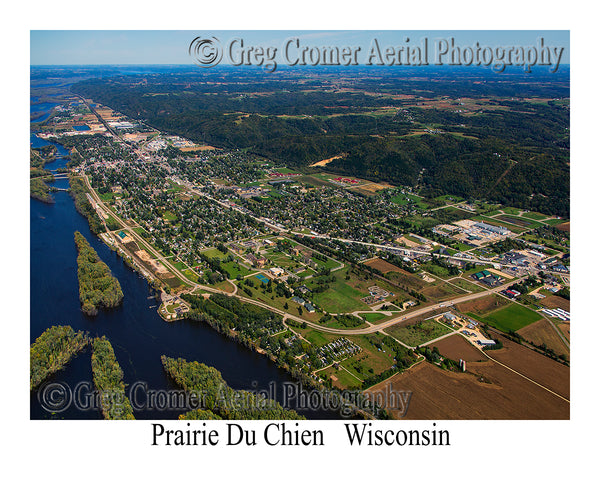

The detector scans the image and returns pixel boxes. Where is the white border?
[5,1,597,477]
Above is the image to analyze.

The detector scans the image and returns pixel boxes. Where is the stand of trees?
[74,231,123,315]
[30,325,89,390]
[91,337,135,420]
[161,355,304,420]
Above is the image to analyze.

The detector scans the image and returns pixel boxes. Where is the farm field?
[385,318,453,347]
[368,360,569,419]
[486,337,570,400]
[456,294,510,316]
[429,334,487,362]
[495,214,543,229]
[420,281,465,302]
[557,322,570,342]
[449,277,486,293]
[480,303,542,332]
[540,295,570,311]
[517,319,570,359]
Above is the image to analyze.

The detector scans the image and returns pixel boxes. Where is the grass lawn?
[310,255,342,270]
[433,194,464,204]
[481,303,543,332]
[202,247,227,259]
[220,261,254,278]
[500,206,522,215]
[360,312,388,323]
[172,261,188,272]
[449,278,486,293]
[331,365,364,389]
[237,279,323,322]
[522,211,550,220]
[162,211,178,222]
[385,318,453,347]
[451,242,474,252]
[311,282,366,313]
[543,218,569,226]
[182,269,199,282]
[296,268,316,278]
[421,263,453,279]
[268,252,301,270]
[297,328,339,348]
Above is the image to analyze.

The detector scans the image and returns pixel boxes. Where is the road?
[285,277,524,335]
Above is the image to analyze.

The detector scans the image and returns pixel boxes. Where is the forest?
[161,355,304,420]
[30,325,89,390]
[74,231,124,316]
[91,336,135,419]
[71,67,570,216]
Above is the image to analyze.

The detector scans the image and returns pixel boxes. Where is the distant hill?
[71,68,569,216]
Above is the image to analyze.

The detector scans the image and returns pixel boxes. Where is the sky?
[30,30,570,66]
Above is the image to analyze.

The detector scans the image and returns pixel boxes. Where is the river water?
[30,135,339,420]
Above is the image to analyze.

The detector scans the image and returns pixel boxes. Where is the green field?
[220,261,254,278]
[391,192,431,209]
[449,278,486,294]
[522,211,550,220]
[162,211,178,222]
[360,312,389,323]
[499,206,522,215]
[202,247,227,259]
[543,218,569,227]
[480,303,543,332]
[311,280,367,313]
[307,268,369,313]
[310,255,342,271]
[385,318,453,347]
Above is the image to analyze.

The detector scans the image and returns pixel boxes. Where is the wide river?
[30,135,339,420]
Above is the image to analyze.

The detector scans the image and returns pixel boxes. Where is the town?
[31,77,570,420]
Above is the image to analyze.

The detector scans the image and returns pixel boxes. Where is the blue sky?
[31,30,569,65]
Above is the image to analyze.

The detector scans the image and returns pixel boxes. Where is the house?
[291,296,305,305]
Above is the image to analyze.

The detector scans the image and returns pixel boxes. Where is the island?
[74,231,124,315]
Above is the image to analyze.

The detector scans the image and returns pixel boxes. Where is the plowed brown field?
[368,360,569,419]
